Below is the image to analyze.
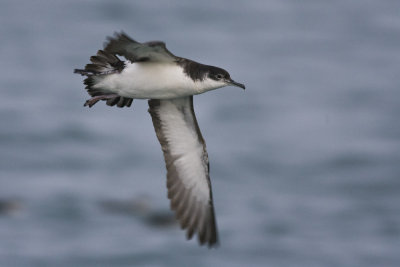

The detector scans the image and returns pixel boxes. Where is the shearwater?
[74,32,245,247]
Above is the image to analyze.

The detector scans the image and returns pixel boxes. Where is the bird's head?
[206,66,245,90]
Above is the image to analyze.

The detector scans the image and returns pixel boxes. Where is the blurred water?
[1,0,400,266]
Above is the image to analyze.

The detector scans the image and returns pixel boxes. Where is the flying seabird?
[74,32,245,247]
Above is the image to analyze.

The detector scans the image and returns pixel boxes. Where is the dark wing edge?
[104,32,177,63]
[148,97,219,247]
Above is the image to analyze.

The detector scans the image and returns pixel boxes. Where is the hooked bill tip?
[228,79,245,90]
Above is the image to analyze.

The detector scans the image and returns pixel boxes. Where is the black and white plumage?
[74,32,245,247]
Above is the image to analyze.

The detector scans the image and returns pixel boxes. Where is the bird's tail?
[74,50,133,108]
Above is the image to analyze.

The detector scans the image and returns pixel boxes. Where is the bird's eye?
[215,74,223,80]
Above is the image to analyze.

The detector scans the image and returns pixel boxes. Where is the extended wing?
[104,32,177,62]
[148,97,218,247]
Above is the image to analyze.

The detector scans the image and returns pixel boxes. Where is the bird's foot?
[84,94,119,107]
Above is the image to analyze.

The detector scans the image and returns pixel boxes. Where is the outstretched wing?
[104,32,177,62]
[148,97,218,247]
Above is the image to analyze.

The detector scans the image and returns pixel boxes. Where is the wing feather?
[148,97,219,247]
[104,32,177,63]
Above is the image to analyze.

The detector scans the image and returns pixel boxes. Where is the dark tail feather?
[74,50,125,76]
[106,96,133,107]
[74,69,92,76]
[74,49,133,108]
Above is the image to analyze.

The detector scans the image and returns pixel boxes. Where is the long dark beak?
[227,79,246,90]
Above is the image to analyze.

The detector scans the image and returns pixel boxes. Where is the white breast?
[94,62,201,99]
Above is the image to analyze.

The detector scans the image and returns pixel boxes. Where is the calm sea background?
[1,1,399,266]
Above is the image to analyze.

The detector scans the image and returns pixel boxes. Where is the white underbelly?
[94,62,199,99]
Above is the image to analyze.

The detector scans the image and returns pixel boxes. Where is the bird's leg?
[84,94,119,107]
